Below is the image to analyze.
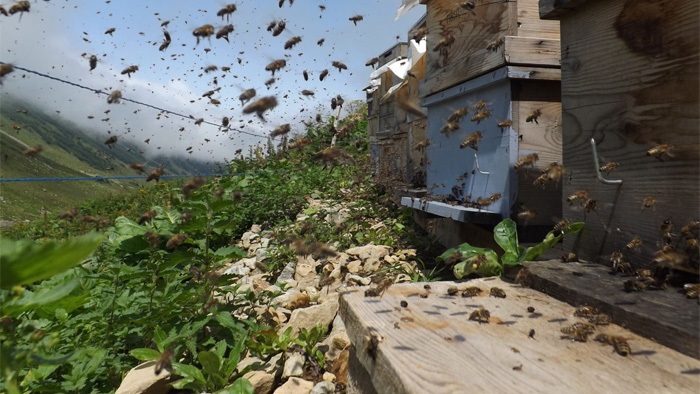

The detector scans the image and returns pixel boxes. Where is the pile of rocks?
[117,199,424,394]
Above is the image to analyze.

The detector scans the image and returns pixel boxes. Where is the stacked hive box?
[540,0,700,271]
[404,0,563,229]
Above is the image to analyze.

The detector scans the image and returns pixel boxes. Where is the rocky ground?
[116,196,429,394]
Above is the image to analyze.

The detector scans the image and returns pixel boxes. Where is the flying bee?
[88,55,97,71]
[364,278,393,297]
[460,1,476,10]
[0,63,14,83]
[104,135,118,149]
[514,153,539,170]
[533,162,565,188]
[349,14,364,25]
[365,57,379,69]
[440,121,460,134]
[301,89,314,97]
[58,208,79,221]
[646,143,675,159]
[447,107,469,123]
[289,137,310,150]
[486,37,505,51]
[681,220,699,239]
[554,217,572,234]
[638,195,656,212]
[599,161,620,174]
[265,78,275,88]
[130,163,145,173]
[182,177,205,198]
[166,233,187,250]
[652,245,684,267]
[216,4,236,21]
[215,24,234,42]
[0,5,6,16]
[517,209,537,225]
[567,190,589,205]
[270,124,291,138]
[626,236,642,251]
[490,287,506,298]
[415,139,430,152]
[561,252,578,263]
[332,61,348,72]
[460,131,483,150]
[146,167,165,182]
[433,33,455,53]
[684,283,700,299]
[266,20,277,32]
[583,198,597,212]
[410,26,428,43]
[469,308,490,323]
[137,210,156,225]
[284,36,302,50]
[302,70,309,80]
[243,96,278,121]
[159,30,171,51]
[313,147,354,169]
[560,322,595,342]
[265,59,286,76]
[202,88,220,98]
[193,24,215,45]
[660,219,674,245]
[24,145,43,157]
[104,27,116,35]
[470,109,492,124]
[461,287,482,297]
[121,65,138,78]
[476,192,501,208]
[220,116,230,130]
[272,20,286,36]
[317,69,329,82]
[317,38,325,46]
[526,109,542,124]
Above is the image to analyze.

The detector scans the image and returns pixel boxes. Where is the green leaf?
[215,311,241,331]
[214,246,246,259]
[130,348,161,361]
[452,249,502,278]
[198,351,221,376]
[216,378,254,394]
[303,207,318,215]
[223,334,246,377]
[172,362,206,384]
[2,276,80,316]
[154,327,167,352]
[55,308,68,322]
[493,219,521,264]
[523,222,584,261]
[0,233,103,289]
[30,352,74,364]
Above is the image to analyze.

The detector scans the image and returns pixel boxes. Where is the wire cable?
[0,61,268,139]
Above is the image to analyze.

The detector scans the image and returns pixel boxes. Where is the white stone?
[260,237,271,248]
[322,372,336,382]
[310,381,335,394]
[345,244,391,261]
[256,248,269,262]
[250,224,262,233]
[282,293,338,336]
[383,254,398,264]
[115,361,171,394]
[281,353,305,379]
[346,260,362,274]
[273,377,314,394]
[345,274,371,286]
[362,258,382,273]
[241,257,258,269]
[242,371,274,394]
[223,263,251,277]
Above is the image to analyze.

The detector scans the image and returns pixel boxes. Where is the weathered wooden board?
[553,0,700,270]
[522,260,700,358]
[419,0,561,97]
[339,279,700,394]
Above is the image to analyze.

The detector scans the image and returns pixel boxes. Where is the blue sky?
[0,0,424,163]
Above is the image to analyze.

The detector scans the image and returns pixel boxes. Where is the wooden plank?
[504,36,561,66]
[515,0,561,39]
[557,0,700,270]
[507,65,561,81]
[339,279,700,394]
[539,0,599,20]
[523,260,700,359]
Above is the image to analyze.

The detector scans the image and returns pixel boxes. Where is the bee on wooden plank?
[599,161,620,174]
[574,306,600,318]
[528,329,536,339]
[595,334,631,356]
[514,153,539,170]
[486,37,505,52]
[460,131,483,150]
[587,314,611,326]
[366,333,382,360]
[623,278,652,292]
[469,308,490,323]
[626,236,642,251]
[364,278,393,297]
[610,250,633,275]
[684,283,700,299]
[561,252,578,263]
[640,196,657,211]
[490,287,506,298]
[681,220,699,239]
[652,245,684,267]
[526,109,542,124]
[646,143,675,159]
[560,322,595,342]
[461,287,482,297]
[447,286,459,296]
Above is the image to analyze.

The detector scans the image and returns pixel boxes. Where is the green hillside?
[0,97,219,221]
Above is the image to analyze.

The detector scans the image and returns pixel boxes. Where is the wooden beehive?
[419,0,561,97]
[540,0,700,272]
[413,66,562,228]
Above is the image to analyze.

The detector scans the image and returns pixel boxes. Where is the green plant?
[438,219,584,278]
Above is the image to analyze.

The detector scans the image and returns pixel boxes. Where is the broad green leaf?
[2,276,80,316]
[0,233,103,289]
[172,362,206,384]
[154,327,167,352]
[453,249,502,278]
[303,207,318,215]
[170,377,196,390]
[523,222,584,261]
[198,351,221,376]
[223,333,247,377]
[30,352,74,364]
[216,378,254,394]
[215,311,241,331]
[112,217,147,246]
[214,246,246,259]
[130,348,160,361]
[493,219,520,264]
[55,308,68,322]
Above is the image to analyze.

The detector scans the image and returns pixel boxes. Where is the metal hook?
[474,153,490,175]
[590,138,622,185]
